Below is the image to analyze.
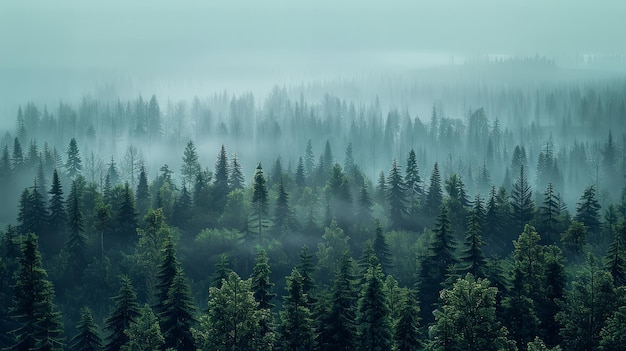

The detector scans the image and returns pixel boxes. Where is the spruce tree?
[135,164,149,218]
[357,263,392,351]
[9,233,64,351]
[273,179,297,236]
[511,165,534,233]
[107,157,120,186]
[213,144,230,209]
[24,180,48,242]
[539,182,561,244]
[355,183,374,228]
[69,307,103,351]
[104,276,140,351]
[405,149,423,207]
[47,169,66,240]
[375,171,386,205]
[115,183,138,247]
[373,221,392,274]
[229,152,245,191]
[279,269,315,351]
[394,291,422,351]
[460,194,487,278]
[0,144,12,181]
[12,137,24,172]
[304,139,315,177]
[296,246,317,305]
[605,223,626,286]
[180,141,200,187]
[65,137,82,178]
[386,159,408,229]
[211,254,232,289]
[120,304,163,351]
[295,156,306,187]
[159,268,197,351]
[66,179,86,278]
[154,235,179,315]
[424,162,443,216]
[574,185,602,241]
[171,183,191,231]
[251,163,270,243]
[250,249,276,310]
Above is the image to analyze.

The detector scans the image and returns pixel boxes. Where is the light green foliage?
[121,304,164,351]
[316,221,350,275]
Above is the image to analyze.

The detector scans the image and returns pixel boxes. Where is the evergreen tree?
[304,139,315,178]
[539,182,561,244]
[180,140,200,187]
[605,223,626,286]
[511,165,534,233]
[159,268,197,351]
[135,164,149,218]
[115,183,138,247]
[66,179,86,278]
[12,137,24,172]
[47,169,66,238]
[213,144,230,209]
[599,305,626,351]
[484,185,504,252]
[107,157,120,186]
[319,253,358,351]
[574,185,602,241]
[326,163,353,230]
[120,304,163,351]
[424,162,443,216]
[279,269,315,351]
[211,254,232,289]
[356,263,392,351]
[9,233,64,351]
[154,235,179,315]
[65,137,82,178]
[561,221,588,257]
[295,156,306,187]
[250,249,276,310]
[0,144,12,181]
[251,163,270,243]
[373,221,392,274]
[386,159,408,229]
[355,183,374,228]
[104,276,140,351]
[273,179,298,236]
[69,307,103,351]
[229,152,245,191]
[296,246,317,305]
[460,194,487,278]
[171,183,191,231]
[22,180,48,241]
[393,291,422,351]
[405,149,423,207]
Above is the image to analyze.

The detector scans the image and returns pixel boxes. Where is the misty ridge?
[3,2,626,351]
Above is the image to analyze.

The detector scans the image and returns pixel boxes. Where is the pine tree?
[120,304,163,351]
[319,253,358,351]
[107,157,120,186]
[484,185,504,252]
[250,249,276,310]
[605,223,626,286]
[279,269,315,351]
[180,140,200,187]
[159,268,197,351]
[461,194,487,278]
[12,137,24,172]
[66,179,86,278]
[394,291,422,351]
[296,246,317,305]
[295,156,306,187]
[424,162,443,216]
[251,163,270,243]
[69,307,103,351]
[357,263,392,351]
[0,144,12,181]
[373,221,392,274]
[405,149,423,207]
[273,179,297,236]
[154,235,179,315]
[47,169,66,232]
[24,179,48,241]
[104,276,140,351]
[171,183,191,230]
[115,183,138,247]
[539,183,561,244]
[561,221,588,257]
[511,165,534,233]
[574,185,602,241]
[211,254,232,289]
[135,164,149,218]
[65,137,82,178]
[213,145,230,208]
[355,183,374,228]
[304,139,315,178]
[9,233,64,351]
[386,159,408,229]
[229,152,245,191]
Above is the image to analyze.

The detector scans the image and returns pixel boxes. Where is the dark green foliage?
[386,159,408,229]
[9,233,64,351]
[251,249,276,310]
[296,246,317,305]
[356,263,392,351]
[460,194,487,278]
[373,221,392,274]
[134,164,149,218]
[561,220,588,257]
[405,149,423,207]
[424,162,443,216]
[375,171,386,205]
[106,157,120,186]
[171,183,191,230]
[319,253,358,351]
[295,156,306,187]
[229,152,245,191]
[511,165,534,233]
[251,163,270,243]
[279,269,316,351]
[12,137,24,172]
[273,179,298,236]
[65,137,82,178]
[69,307,102,351]
[212,254,232,289]
[213,144,230,209]
[538,182,561,244]
[104,276,140,351]
[159,267,197,351]
[115,183,138,247]
[326,163,353,230]
[599,305,626,351]
[66,179,86,278]
[574,185,602,241]
[47,169,66,239]
[180,140,200,187]
[393,291,422,351]
[154,235,179,315]
[355,183,374,228]
[605,223,626,286]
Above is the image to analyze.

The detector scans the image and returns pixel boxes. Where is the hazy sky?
[2,0,625,71]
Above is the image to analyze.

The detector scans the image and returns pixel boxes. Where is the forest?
[1,56,626,351]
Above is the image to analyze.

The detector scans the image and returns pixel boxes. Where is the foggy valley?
[1,1,626,351]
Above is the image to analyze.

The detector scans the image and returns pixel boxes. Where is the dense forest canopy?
[3,1,626,350]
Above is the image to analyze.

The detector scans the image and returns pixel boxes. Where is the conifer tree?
[120,304,163,351]
[574,185,602,241]
[251,163,270,243]
[424,162,443,216]
[375,171,386,205]
[65,137,82,178]
[211,254,232,289]
[250,249,276,310]
[460,194,487,278]
[154,235,179,315]
[115,183,137,247]
[373,221,392,274]
[23,180,48,241]
[296,246,317,305]
[539,182,561,244]
[605,223,626,286]
[47,169,66,239]
[159,268,197,351]
[69,307,102,351]
[12,137,24,172]
[213,144,230,209]
[394,291,422,351]
[319,253,358,351]
[135,163,149,218]
[304,139,315,178]
[66,179,86,278]
[0,144,12,181]
[279,269,315,351]
[229,152,245,191]
[355,183,374,228]
[484,185,504,251]
[9,233,64,351]
[295,156,306,187]
[104,276,140,351]
[273,179,298,236]
[180,140,200,187]
[511,165,534,233]
[357,263,392,351]
[386,159,408,229]
[405,149,423,207]
[171,183,191,231]
[107,157,120,186]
